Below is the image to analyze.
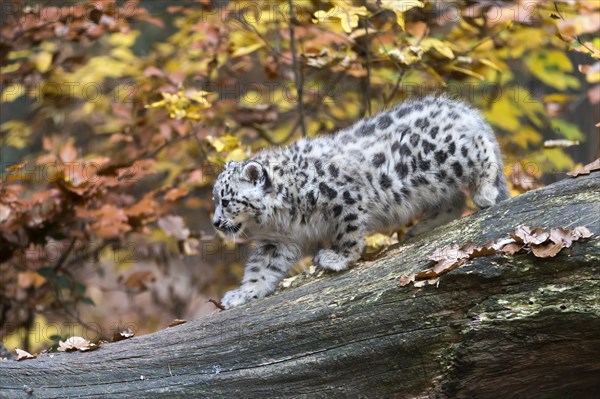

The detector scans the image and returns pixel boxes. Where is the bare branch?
[363,16,372,117]
[287,0,307,137]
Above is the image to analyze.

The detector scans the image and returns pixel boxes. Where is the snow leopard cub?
[213,95,509,308]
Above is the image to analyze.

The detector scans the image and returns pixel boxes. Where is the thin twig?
[142,134,195,160]
[11,20,55,41]
[251,123,276,145]
[374,35,407,105]
[364,16,372,116]
[53,237,77,272]
[252,118,301,145]
[232,18,288,61]
[287,0,307,137]
[49,240,105,340]
[55,292,103,340]
[456,22,511,57]
[384,71,406,106]
[552,2,596,56]
[208,298,225,310]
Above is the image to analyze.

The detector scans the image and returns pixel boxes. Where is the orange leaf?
[123,271,156,292]
[59,141,77,163]
[165,187,189,202]
[17,271,46,289]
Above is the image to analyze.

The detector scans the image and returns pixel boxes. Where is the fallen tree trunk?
[1,174,599,399]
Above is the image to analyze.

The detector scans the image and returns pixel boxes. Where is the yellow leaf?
[1,83,25,102]
[1,63,20,74]
[307,119,334,137]
[497,28,544,59]
[340,12,360,33]
[479,58,505,72]
[271,88,296,112]
[225,148,248,162]
[313,9,335,24]
[380,0,424,11]
[0,120,32,149]
[108,31,139,47]
[145,90,211,121]
[231,42,265,58]
[525,49,580,90]
[7,50,31,60]
[207,135,240,153]
[539,148,575,171]
[314,4,368,33]
[424,66,446,85]
[146,99,167,109]
[447,65,485,80]
[513,127,542,149]
[484,95,522,131]
[380,1,424,30]
[543,93,577,103]
[421,38,454,59]
[328,94,361,120]
[187,90,213,105]
[40,41,57,53]
[110,47,135,62]
[510,86,545,128]
[339,6,368,33]
[365,233,394,250]
[35,51,53,72]
[550,118,584,140]
[394,10,405,30]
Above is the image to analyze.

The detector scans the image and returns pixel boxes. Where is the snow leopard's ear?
[241,161,264,183]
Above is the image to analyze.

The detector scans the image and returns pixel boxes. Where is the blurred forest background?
[0,0,598,353]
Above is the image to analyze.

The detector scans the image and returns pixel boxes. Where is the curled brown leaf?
[531,241,564,258]
[168,319,187,327]
[399,274,415,287]
[16,348,36,361]
[112,328,135,342]
[567,158,600,177]
[209,298,225,310]
[402,225,593,288]
[58,336,99,352]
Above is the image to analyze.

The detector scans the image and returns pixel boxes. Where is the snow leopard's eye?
[221,199,230,208]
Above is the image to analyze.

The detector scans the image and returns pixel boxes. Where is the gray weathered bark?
[1,174,599,399]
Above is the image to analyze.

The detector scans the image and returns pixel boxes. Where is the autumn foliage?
[0,0,598,352]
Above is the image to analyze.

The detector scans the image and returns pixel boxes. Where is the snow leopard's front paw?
[221,288,255,309]
[314,249,352,272]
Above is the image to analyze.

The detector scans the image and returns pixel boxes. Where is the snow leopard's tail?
[472,128,510,208]
[495,170,510,202]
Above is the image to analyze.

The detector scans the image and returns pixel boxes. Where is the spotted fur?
[212,95,509,308]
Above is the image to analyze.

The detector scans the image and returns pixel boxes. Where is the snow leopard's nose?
[212,218,222,229]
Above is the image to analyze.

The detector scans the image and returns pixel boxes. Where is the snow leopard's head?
[211,160,272,236]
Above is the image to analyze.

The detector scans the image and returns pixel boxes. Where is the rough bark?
[1,174,599,399]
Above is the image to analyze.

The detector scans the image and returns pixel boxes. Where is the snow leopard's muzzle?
[212,218,242,235]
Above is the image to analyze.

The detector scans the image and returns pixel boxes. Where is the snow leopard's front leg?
[314,207,366,272]
[221,242,301,309]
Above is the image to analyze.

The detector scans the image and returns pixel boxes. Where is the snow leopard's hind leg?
[406,192,466,238]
